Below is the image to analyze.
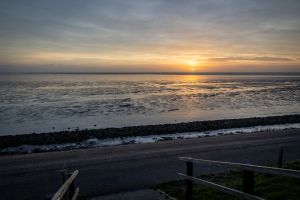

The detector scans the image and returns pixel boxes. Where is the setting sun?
[185,59,199,67]
[184,59,207,72]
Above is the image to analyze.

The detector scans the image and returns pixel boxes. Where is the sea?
[0,74,300,136]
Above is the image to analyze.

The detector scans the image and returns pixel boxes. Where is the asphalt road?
[0,129,300,200]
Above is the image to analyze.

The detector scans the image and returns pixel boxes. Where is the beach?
[1,114,300,154]
[1,74,300,136]
[1,74,300,154]
[1,128,300,199]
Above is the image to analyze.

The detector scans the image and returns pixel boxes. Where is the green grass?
[155,160,300,200]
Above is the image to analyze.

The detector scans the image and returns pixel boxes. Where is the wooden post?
[61,170,69,200]
[278,145,284,168]
[243,170,254,195]
[186,161,193,200]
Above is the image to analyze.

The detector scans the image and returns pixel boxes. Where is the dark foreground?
[157,160,300,200]
[0,129,300,200]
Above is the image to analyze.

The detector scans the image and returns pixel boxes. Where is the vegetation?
[155,160,300,200]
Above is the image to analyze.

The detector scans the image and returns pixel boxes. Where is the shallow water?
[0,74,300,135]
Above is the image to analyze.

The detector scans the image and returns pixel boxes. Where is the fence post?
[186,161,193,200]
[243,170,254,195]
[61,170,69,200]
[278,145,284,168]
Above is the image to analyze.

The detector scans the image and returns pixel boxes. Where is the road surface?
[0,129,300,200]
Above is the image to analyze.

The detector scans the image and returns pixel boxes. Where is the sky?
[0,0,300,73]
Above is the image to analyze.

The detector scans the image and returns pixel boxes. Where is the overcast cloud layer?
[0,0,300,72]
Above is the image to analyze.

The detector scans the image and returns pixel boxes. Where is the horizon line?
[1,71,300,76]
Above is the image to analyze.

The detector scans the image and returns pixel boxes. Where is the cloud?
[209,56,294,62]
[0,0,300,72]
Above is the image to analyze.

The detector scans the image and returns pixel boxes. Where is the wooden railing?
[178,156,300,200]
[51,170,79,200]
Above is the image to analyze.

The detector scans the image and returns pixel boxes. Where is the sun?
[184,59,199,71]
[185,59,198,67]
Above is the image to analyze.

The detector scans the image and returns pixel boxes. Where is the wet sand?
[0,128,300,199]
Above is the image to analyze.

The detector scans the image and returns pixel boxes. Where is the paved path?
[90,189,163,200]
[0,129,300,200]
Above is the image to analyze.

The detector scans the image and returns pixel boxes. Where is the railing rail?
[179,157,300,179]
[51,170,79,200]
[178,146,300,200]
[179,173,265,200]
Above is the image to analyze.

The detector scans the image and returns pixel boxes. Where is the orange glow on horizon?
[4,51,299,73]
